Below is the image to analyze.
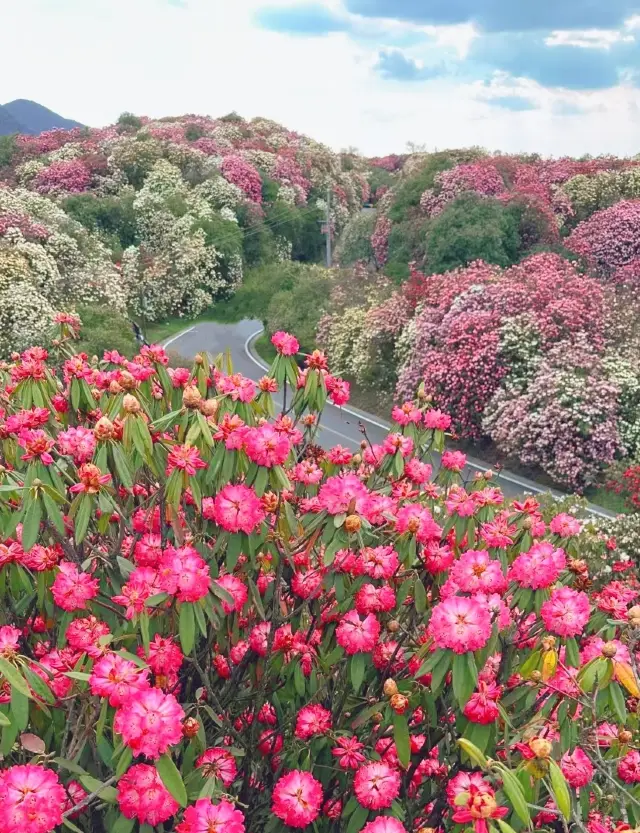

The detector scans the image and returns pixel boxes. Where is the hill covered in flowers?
[316,150,640,492]
[0,111,369,355]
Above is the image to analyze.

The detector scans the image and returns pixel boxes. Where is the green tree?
[117,112,142,132]
[62,194,139,253]
[266,267,331,352]
[425,193,521,273]
[0,135,17,168]
[75,305,137,359]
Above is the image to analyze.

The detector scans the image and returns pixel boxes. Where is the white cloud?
[1,0,640,157]
[545,28,634,48]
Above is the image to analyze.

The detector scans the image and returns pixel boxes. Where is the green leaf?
[345,803,369,833]
[179,602,196,655]
[452,651,477,708]
[457,738,488,769]
[294,661,306,697]
[414,577,426,614]
[11,686,29,731]
[78,775,118,803]
[247,577,265,620]
[496,820,520,833]
[21,498,42,551]
[0,711,10,727]
[63,819,85,833]
[73,494,93,544]
[548,759,572,820]
[609,682,627,724]
[393,712,410,768]
[494,765,531,825]
[429,650,451,696]
[22,663,55,704]
[564,637,580,668]
[110,814,136,833]
[156,753,188,807]
[0,658,31,698]
[111,443,134,490]
[350,653,366,693]
[53,757,89,776]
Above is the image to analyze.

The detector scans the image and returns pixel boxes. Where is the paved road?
[163,319,613,514]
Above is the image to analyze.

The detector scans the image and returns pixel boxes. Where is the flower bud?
[541,636,556,652]
[182,717,200,738]
[530,738,552,759]
[386,619,400,633]
[344,514,361,534]
[200,398,219,418]
[109,380,123,395]
[628,605,640,627]
[601,642,618,658]
[122,394,141,414]
[530,670,542,682]
[522,516,534,530]
[619,729,633,744]
[351,454,362,466]
[390,693,409,714]
[383,679,399,697]
[119,370,136,391]
[94,416,115,440]
[182,385,202,408]
[195,354,205,365]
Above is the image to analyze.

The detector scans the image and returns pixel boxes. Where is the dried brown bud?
[383,679,399,697]
[530,738,552,759]
[119,370,137,391]
[182,385,202,408]
[344,514,361,534]
[628,605,640,626]
[261,491,279,514]
[122,394,141,414]
[109,380,123,395]
[541,636,556,652]
[351,453,362,466]
[195,354,205,366]
[200,398,219,418]
[387,619,400,633]
[94,416,115,441]
[619,729,633,745]
[522,516,534,530]
[601,642,618,658]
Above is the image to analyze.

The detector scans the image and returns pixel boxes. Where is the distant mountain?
[0,99,84,136]
[0,104,25,136]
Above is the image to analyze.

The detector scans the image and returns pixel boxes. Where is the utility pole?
[325,185,332,268]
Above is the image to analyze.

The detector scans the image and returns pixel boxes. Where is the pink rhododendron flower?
[244,424,290,467]
[166,444,208,477]
[332,735,366,769]
[117,764,179,825]
[271,331,299,356]
[561,748,594,788]
[177,798,246,833]
[362,819,407,833]
[463,680,502,724]
[89,652,149,706]
[214,574,248,614]
[114,687,185,759]
[197,748,238,787]
[540,587,591,637]
[56,426,95,464]
[449,549,507,594]
[213,484,265,534]
[428,596,492,654]
[550,513,581,537]
[336,609,381,654]
[354,761,401,809]
[0,764,66,833]
[441,450,467,471]
[294,704,332,740]
[51,562,99,611]
[508,542,567,589]
[617,750,640,783]
[317,473,370,515]
[272,771,323,828]
[159,545,210,602]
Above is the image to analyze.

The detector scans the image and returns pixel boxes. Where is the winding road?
[163,318,613,515]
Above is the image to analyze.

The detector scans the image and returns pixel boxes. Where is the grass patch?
[144,306,246,345]
[252,332,278,365]
[584,486,629,515]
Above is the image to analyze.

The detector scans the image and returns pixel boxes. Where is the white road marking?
[163,326,196,349]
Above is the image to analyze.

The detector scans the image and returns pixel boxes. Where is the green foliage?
[116,112,143,132]
[62,194,139,252]
[266,267,331,352]
[261,177,280,204]
[388,148,487,223]
[387,217,430,281]
[368,167,396,196]
[425,193,521,272]
[75,305,137,360]
[0,135,17,168]
[335,211,375,266]
[236,204,277,266]
[263,200,325,263]
[184,123,205,142]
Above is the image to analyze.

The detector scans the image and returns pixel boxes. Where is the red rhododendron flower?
[336,609,381,654]
[114,687,185,759]
[213,484,265,533]
[51,562,99,611]
[561,748,594,788]
[271,331,299,356]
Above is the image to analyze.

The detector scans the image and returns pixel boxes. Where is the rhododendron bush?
[0,324,639,833]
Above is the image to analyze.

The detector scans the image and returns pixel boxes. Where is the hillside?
[0,103,25,136]
[0,99,83,135]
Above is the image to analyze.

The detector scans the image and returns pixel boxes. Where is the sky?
[3,0,640,156]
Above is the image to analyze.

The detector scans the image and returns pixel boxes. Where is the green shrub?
[0,135,17,168]
[184,123,205,142]
[266,267,331,352]
[62,194,139,251]
[335,211,375,266]
[75,305,137,360]
[116,112,142,132]
[425,193,521,272]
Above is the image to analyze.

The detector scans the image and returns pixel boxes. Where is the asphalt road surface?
[163,318,612,513]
